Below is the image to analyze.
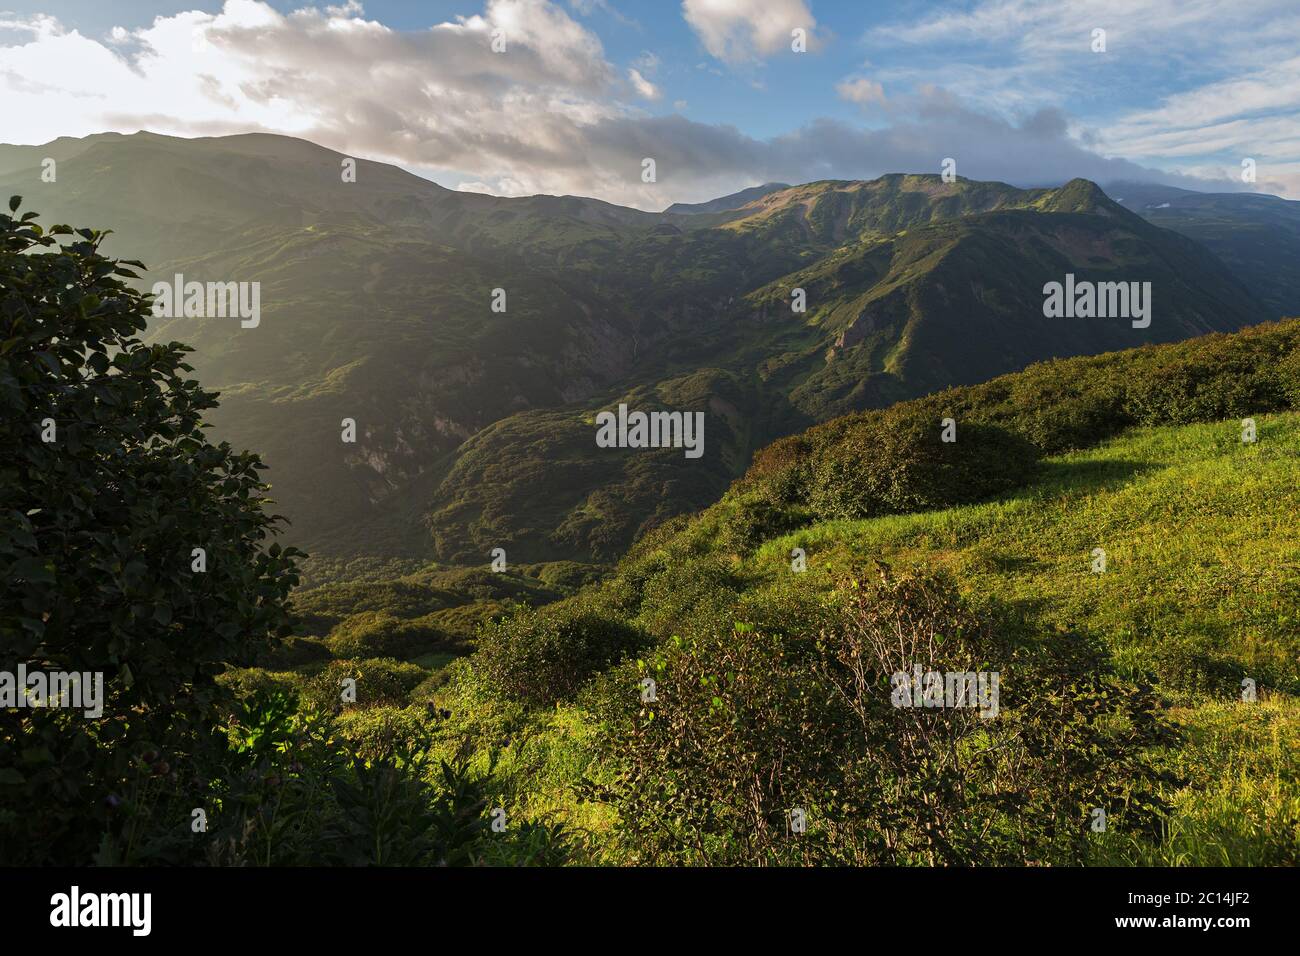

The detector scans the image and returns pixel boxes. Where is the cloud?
[631,50,660,73]
[567,0,640,29]
[0,0,1291,207]
[681,0,819,64]
[504,93,1248,209]
[627,67,660,100]
[860,0,1300,199]
[0,1,624,177]
[836,76,885,107]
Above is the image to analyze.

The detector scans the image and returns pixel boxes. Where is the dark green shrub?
[997,367,1132,453]
[595,517,698,620]
[528,561,606,591]
[0,200,301,865]
[584,617,853,865]
[87,687,563,866]
[303,658,428,711]
[1280,347,1300,407]
[216,667,303,700]
[588,568,1176,866]
[1149,632,1249,698]
[334,705,439,762]
[738,432,812,505]
[204,695,515,866]
[427,602,508,644]
[474,598,646,708]
[326,611,444,660]
[1124,334,1292,426]
[717,496,810,553]
[259,635,332,668]
[633,555,746,641]
[805,407,1040,519]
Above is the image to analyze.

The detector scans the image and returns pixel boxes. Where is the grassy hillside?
[519,412,1299,864]
[222,321,1300,866]
[242,401,1299,866]
[752,415,1300,696]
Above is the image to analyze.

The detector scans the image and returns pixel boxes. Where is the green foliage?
[474,599,647,709]
[318,746,489,866]
[631,555,746,641]
[82,686,575,866]
[0,199,302,865]
[303,658,429,711]
[588,569,1176,865]
[717,496,811,554]
[1280,347,1300,407]
[291,563,566,639]
[927,319,1300,455]
[258,635,332,669]
[325,611,444,660]
[216,666,302,701]
[803,410,1040,519]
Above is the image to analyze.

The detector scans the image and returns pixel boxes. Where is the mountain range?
[2,131,1291,565]
[1106,180,1300,318]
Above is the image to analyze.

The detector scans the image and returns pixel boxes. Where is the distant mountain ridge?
[0,132,1281,563]
[664,182,790,214]
[1104,180,1300,318]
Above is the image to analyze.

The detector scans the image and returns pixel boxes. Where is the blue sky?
[4,1,1299,207]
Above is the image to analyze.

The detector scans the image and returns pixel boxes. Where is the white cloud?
[836,76,885,107]
[628,67,660,100]
[862,0,1300,198]
[0,1,631,190]
[457,176,533,196]
[1,0,1293,206]
[681,0,819,64]
[567,0,640,29]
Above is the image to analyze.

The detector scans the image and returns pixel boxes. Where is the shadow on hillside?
[981,553,1039,573]
[1033,456,1157,497]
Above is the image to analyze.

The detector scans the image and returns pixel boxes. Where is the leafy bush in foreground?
[0,200,301,864]
[588,568,1177,865]
[92,690,570,866]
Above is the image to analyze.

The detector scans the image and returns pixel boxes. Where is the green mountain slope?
[0,133,1276,563]
[241,321,1300,865]
[1107,180,1300,318]
[526,412,1295,864]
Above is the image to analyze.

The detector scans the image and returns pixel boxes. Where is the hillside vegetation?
[7,196,1294,866]
[221,319,1300,865]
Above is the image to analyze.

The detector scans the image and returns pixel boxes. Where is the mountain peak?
[1040,177,1118,214]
